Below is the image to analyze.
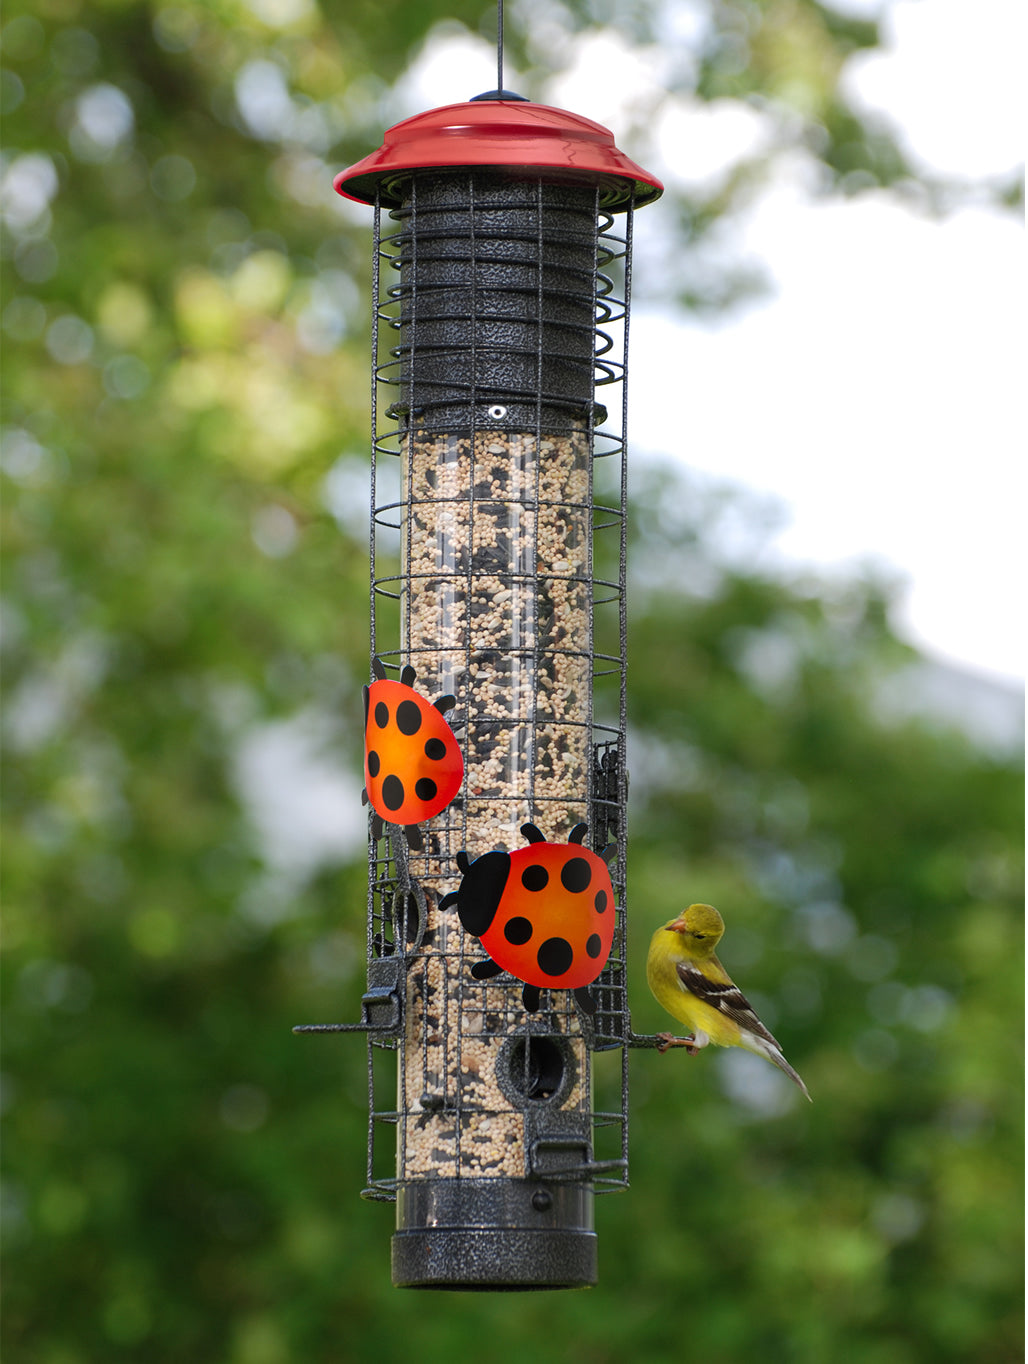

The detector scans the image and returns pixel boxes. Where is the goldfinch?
[646,903,811,1101]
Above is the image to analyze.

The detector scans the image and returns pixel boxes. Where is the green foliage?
[2,2,1022,1363]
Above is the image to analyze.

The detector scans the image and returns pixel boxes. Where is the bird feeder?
[298,90,661,1290]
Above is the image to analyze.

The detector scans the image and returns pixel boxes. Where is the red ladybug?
[439,823,617,1014]
[363,657,463,850]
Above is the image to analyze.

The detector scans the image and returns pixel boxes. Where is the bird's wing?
[675,962,781,1049]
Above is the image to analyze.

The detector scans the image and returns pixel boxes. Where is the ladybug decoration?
[362,656,464,851]
[439,823,617,1014]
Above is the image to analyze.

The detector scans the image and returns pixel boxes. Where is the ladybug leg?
[403,824,424,853]
[521,984,542,1013]
[471,959,504,980]
[369,812,384,842]
[573,986,597,1016]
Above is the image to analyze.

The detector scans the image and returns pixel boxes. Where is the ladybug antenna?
[371,656,387,680]
[599,843,617,865]
[568,823,588,845]
[455,850,470,873]
[400,664,416,687]
[434,693,456,714]
[521,823,546,844]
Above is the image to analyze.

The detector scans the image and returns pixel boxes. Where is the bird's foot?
[656,1031,698,1055]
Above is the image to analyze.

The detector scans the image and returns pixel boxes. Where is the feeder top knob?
[334,99,663,211]
[470,89,531,102]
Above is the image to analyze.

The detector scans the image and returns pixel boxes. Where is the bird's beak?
[665,915,688,934]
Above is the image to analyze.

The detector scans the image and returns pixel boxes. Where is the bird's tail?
[774,1051,812,1102]
[750,1036,812,1102]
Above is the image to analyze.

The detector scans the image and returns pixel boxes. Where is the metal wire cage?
[298,99,661,1291]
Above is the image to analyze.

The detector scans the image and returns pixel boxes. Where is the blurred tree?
[1,2,1022,1363]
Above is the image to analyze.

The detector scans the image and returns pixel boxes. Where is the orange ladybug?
[439,823,617,1013]
[362,657,463,850]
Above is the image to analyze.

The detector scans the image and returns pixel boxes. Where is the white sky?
[399,0,1025,686]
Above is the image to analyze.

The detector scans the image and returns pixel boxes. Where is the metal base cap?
[391,1179,597,1291]
[392,1227,597,1291]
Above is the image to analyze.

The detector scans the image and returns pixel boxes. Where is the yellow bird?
[646,903,811,1101]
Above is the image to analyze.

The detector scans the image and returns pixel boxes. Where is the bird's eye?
[692,932,705,939]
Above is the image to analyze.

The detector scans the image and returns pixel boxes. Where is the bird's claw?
[656,1031,698,1055]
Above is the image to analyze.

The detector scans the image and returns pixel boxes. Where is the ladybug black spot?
[594,889,609,913]
[367,750,381,778]
[396,700,423,736]
[560,857,592,894]
[374,701,389,728]
[382,775,405,812]
[537,937,574,977]
[503,916,533,946]
[521,863,549,893]
[586,933,602,958]
[424,737,447,761]
[414,777,438,802]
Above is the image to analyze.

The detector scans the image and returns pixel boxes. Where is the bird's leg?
[656,1032,699,1055]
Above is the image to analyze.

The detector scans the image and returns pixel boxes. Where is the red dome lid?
[334,99,663,211]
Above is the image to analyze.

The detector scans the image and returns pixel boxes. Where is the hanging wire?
[471,0,525,102]
[496,0,504,94]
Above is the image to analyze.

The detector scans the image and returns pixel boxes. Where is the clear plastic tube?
[396,421,594,1180]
